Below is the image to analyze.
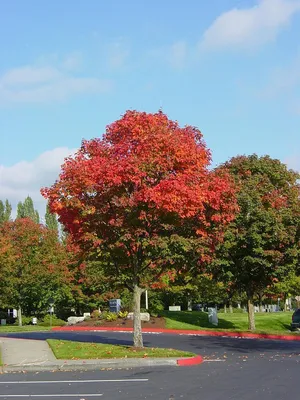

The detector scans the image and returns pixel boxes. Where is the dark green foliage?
[214,155,300,329]
[17,196,39,223]
[45,203,58,233]
[0,199,12,223]
[38,314,66,326]
[217,155,300,293]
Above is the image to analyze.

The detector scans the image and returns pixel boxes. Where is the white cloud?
[1,66,62,86]
[0,61,112,105]
[0,147,76,218]
[200,0,300,50]
[168,41,187,69]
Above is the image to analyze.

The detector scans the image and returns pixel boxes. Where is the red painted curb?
[51,326,300,341]
[177,355,203,366]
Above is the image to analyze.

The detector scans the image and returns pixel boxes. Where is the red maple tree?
[42,110,237,347]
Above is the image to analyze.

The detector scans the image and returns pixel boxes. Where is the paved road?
[0,331,299,399]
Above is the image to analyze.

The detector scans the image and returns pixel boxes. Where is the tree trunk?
[283,294,287,312]
[229,299,233,313]
[18,305,22,327]
[133,285,145,348]
[258,292,263,312]
[187,298,192,311]
[247,295,255,331]
[224,304,227,313]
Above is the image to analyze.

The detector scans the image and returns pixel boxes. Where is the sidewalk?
[0,337,202,372]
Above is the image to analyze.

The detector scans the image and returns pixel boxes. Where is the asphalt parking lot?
[0,330,299,399]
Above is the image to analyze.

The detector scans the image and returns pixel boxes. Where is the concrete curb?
[52,326,300,341]
[0,337,203,372]
[0,356,202,373]
[177,355,203,366]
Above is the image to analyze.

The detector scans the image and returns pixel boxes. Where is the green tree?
[215,155,300,330]
[0,218,72,325]
[45,203,58,233]
[0,199,12,224]
[162,272,227,311]
[17,196,39,223]
[267,272,300,311]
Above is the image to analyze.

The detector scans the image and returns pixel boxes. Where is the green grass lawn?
[163,311,295,335]
[47,339,195,359]
[0,326,52,333]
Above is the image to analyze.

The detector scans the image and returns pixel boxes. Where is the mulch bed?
[76,316,167,329]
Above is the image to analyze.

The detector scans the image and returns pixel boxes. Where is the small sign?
[169,306,181,311]
[109,299,121,313]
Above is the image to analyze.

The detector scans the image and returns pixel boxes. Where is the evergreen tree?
[34,210,40,224]
[45,203,58,233]
[16,196,39,223]
[4,200,12,221]
[17,201,25,219]
[0,199,12,223]
[0,201,4,223]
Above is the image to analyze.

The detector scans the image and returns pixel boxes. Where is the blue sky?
[1,0,300,216]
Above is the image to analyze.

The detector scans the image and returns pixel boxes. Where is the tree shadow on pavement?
[187,335,300,357]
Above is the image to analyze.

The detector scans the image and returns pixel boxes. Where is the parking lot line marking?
[0,379,148,384]
[203,359,226,362]
[0,395,103,398]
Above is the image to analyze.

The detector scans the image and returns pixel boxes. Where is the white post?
[145,290,148,310]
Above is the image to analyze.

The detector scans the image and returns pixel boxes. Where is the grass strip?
[0,326,52,333]
[47,339,195,359]
[163,311,297,335]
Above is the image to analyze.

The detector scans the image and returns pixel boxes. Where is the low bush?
[0,311,8,320]
[98,311,118,321]
[105,312,118,321]
[99,311,108,320]
[118,310,128,319]
[91,310,101,319]
[13,316,33,326]
[38,314,66,326]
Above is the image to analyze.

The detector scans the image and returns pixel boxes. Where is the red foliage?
[42,110,237,287]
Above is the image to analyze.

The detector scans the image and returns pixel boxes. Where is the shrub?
[232,308,244,313]
[91,310,101,319]
[105,312,118,321]
[13,316,33,325]
[99,311,108,320]
[0,311,8,320]
[118,310,128,319]
[38,314,66,326]
[150,312,158,318]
